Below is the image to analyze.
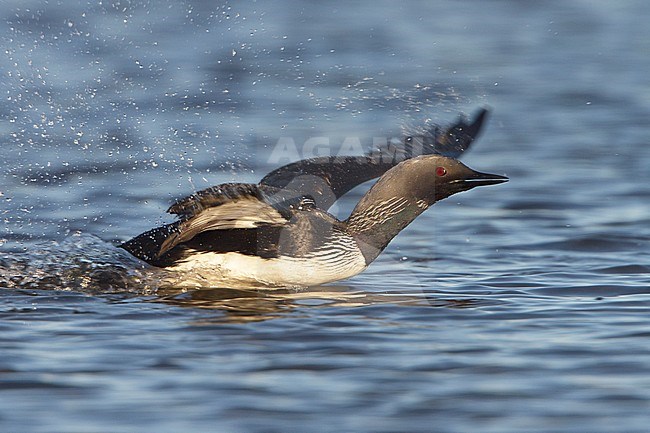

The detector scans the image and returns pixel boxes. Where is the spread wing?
[258,155,392,210]
[418,106,489,159]
[167,183,288,221]
[160,184,293,256]
[260,107,489,209]
[120,183,305,262]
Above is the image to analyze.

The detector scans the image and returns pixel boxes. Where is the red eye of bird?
[436,166,447,177]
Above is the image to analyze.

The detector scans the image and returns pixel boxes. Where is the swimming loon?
[120,108,507,288]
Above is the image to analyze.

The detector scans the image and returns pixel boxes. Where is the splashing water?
[0,233,164,293]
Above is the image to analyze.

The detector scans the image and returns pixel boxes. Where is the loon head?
[425,155,508,203]
[349,153,508,222]
[346,153,508,263]
[372,154,508,207]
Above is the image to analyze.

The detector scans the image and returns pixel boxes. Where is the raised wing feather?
[120,184,296,261]
[422,106,488,158]
[260,107,489,209]
[159,184,295,257]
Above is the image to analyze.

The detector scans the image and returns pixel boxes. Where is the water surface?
[1,1,649,432]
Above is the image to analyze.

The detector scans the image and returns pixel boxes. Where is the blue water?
[2,1,650,432]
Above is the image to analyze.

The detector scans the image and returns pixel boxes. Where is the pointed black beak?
[461,170,509,188]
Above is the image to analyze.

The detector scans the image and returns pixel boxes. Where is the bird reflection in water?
[152,284,483,324]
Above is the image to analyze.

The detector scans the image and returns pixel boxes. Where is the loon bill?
[120,108,508,288]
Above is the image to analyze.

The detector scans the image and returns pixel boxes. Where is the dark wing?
[260,107,489,209]
[416,106,489,159]
[120,183,301,262]
[167,183,289,220]
[119,222,182,264]
[258,155,394,210]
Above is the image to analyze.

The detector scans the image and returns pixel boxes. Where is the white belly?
[162,248,368,289]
